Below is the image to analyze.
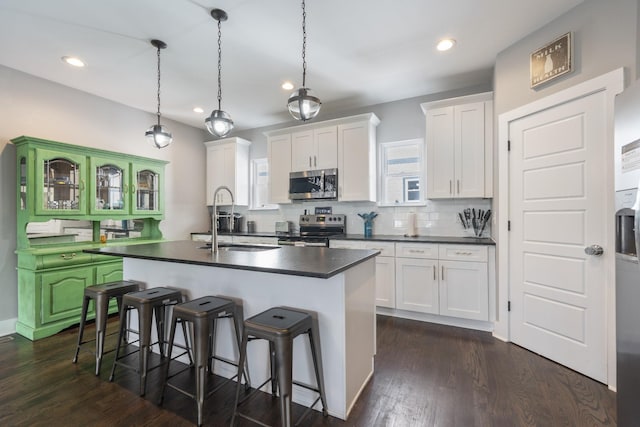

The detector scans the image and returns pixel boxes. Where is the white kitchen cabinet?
[337,117,379,202]
[329,239,395,308]
[290,125,337,172]
[264,113,379,205]
[439,260,488,321]
[204,138,251,206]
[395,243,439,314]
[421,93,493,199]
[267,133,292,205]
[394,242,489,321]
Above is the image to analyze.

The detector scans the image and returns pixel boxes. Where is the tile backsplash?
[232,198,492,238]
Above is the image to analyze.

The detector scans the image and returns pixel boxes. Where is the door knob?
[584,245,604,256]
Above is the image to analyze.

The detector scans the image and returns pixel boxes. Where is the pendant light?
[287,0,321,121]
[206,9,234,138]
[145,39,173,149]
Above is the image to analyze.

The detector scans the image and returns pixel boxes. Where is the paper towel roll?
[405,212,417,237]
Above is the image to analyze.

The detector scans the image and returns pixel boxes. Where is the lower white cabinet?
[395,257,439,314]
[330,240,490,321]
[329,240,395,308]
[439,260,488,321]
[395,242,489,321]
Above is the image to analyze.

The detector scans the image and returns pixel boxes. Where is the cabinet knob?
[60,253,76,260]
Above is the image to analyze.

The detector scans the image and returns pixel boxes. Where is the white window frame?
[378,138,425,206]
[249,158,278,210]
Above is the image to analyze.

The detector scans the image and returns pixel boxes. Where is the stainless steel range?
[277,214,346,247]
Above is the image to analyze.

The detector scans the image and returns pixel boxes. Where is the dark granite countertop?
[84,240,378,279]
[335,234,495,245]
[191,231,495,245]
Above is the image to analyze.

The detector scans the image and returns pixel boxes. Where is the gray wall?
[494,0,638,118]
[233,83,492,160]
[0,65,210,333]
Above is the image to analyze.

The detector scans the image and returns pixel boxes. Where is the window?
[379,139,424,205]
[250,158,278,210]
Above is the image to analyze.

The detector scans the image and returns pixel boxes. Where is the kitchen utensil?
[247,221,256,233]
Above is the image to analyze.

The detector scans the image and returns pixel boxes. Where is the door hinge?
[508,301,511,312]
[507,140,511,151]
[508,220,511,231]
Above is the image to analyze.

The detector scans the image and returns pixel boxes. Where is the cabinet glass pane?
[136,169,159,211]
[43,158,80,210]
[95,164,124,211]
[20,157,27,210]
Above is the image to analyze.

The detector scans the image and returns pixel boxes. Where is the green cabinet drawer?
[37,251,93,269]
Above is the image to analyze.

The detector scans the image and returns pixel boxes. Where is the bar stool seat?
[160,295,250,427]
[72,280,141,375]
[231,306,328,427]
[109,286,189,396]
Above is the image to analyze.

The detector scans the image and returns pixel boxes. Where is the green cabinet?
[12,135,168,340]
[16,250,123,340]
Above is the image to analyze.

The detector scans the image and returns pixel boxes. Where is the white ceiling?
[0,0,584,132]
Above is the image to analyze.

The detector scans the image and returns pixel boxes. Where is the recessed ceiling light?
[193,107,204,114]
[61,56,86,67]
[281,81,294,91]
[436,38,456,52]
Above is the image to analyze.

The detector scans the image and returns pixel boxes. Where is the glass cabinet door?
[35,149,87,216]
[132,165,162,214]
[90,157,129,215]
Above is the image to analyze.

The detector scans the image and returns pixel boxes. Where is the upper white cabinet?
[264,113,380,204]
[204,137,251,206]
[291,125,338,172]
[421,92,493,199]
[267,133,292,205]
[337,117,379,202]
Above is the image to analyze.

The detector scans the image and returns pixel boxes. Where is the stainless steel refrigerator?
[615,80,640,426]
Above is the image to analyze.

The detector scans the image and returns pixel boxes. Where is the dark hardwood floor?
[0,315,616,426]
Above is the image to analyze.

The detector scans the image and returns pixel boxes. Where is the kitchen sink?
[198,244,281,252]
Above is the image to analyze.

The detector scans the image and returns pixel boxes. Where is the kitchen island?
[85,240,378,420]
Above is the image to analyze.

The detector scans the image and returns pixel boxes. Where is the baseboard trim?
[0,318,17,337]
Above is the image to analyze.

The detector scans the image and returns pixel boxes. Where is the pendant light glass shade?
[287,87,321,121]
[205,109,234,137]
[146,39,172,149]
[145,124,173,148]
[207,9,234,138]
[288,0,321,121]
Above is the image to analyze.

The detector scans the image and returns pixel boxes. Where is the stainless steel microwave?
[289,168,338,200]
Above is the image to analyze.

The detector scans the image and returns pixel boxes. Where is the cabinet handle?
[408,249,425,254]
[123,184,128,194]
[60,253,76,260]
[131,184,136,193]
[457,180,460,194]
[433,265,436,281]
[449,180,452,194]
[441,265,445,280]
[309,156,312,168]
[314,155,317,167]
[79,180,85,192]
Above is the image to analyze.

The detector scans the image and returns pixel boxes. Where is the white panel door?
[439,260,488,321]
[267,134,292,204]
[509,90,607,382]
[314,125,338,170]
[290,130,314,172]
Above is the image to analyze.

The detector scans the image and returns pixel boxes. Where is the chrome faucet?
[211,185,234,253]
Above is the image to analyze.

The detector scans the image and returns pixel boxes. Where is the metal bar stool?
[160,296,250,427]
[72,280,141,375]
[231,306,328,427]
[109,287,190,396]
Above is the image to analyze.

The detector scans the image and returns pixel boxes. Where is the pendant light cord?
[217,18,223,111]
[301,0,307,87]
[156,45,162,126]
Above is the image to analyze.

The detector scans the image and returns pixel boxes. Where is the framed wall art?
[530,32,573,88]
